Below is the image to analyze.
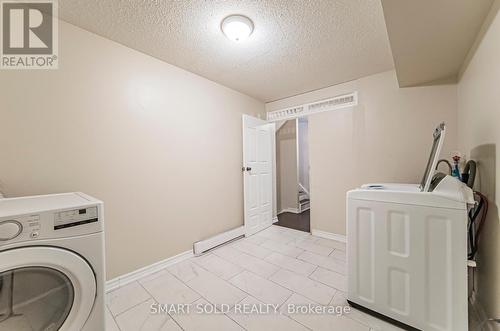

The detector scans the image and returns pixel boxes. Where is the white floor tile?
[270,225,312,238]
[243,235,268,245]
[115,298,180,331]
[140,270,200,304]
[265,252,317,276]
[250,228,272,238]
[106,281,151,316]
[282,293,369,331]
[232,241,273,259]
[255,231,296,245]
[287,235,316,245]
[160,319,183,331]
[329,290,347,306]
[104,232,476,331]
[138,269,171,284]
[105,306,120,331]
[297,250,346,275]
[259,226,285,235]
[261,239,305,257]
[315,237,346,251]
[330,249,347,261]
[167,260,205,283]
[171,298,244,331]
[270,269,336,305]
[192,253,243,280]
[309,267,347,292]
[291,238,334,256]
[211,244,243,261]
[259,225,302,238]
[229,271,292,306]
[186,268,247,306]
[330,292,405,331]
[228,296,309,331]
[280,227,312,238]
[222,251,280,278]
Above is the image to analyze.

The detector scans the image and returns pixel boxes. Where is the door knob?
[246,167,252,171]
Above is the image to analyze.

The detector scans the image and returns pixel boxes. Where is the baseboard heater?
[193,226,245,255]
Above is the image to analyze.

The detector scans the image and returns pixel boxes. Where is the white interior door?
[242,115,275,236]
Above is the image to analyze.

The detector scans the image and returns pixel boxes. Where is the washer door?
[0,247,96,331]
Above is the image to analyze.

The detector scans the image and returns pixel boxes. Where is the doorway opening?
[275,117,310,232]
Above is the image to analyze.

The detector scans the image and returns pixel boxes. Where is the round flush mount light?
[221,15,254,42]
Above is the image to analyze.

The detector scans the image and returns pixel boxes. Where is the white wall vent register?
[267,92,358,121]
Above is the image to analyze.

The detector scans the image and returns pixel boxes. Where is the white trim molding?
[278,208,299,214]
[106,250,193,293]
[311,229,347,243]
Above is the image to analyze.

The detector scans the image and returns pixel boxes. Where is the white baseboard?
[106,250,193,293]
[193,226,245,255]
[311,229,347,243]
[278,208,299,214]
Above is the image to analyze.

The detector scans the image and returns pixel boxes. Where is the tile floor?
[105,225,406,331]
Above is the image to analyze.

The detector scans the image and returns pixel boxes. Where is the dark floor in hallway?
[276,209,310,232]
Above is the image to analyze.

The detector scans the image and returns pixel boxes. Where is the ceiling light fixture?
[221,15,254,42]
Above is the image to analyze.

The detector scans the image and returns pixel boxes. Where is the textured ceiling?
[58,0,394,102]
[381,0,494,87]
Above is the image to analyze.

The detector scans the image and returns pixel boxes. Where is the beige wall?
[0,21,264,279]
[457,0,500,319]
[267,70,458,235]
[276,120,298,212]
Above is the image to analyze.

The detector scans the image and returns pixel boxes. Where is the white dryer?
[0,193,105,331]
[347,123,474,331]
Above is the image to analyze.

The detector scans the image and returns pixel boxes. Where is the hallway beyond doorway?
[276,210,310,233]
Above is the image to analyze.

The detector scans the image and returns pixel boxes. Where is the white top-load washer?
[0,192,105,331]
[347,123,474,331]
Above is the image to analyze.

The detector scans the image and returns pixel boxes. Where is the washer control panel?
[26,214,41,238]
[54,207,98,230]
[0,193,103,246]
[0,214,40,242]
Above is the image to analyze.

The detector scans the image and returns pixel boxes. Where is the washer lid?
[0,246,96,331]
[0,192,102,218]
[348,176,473,210]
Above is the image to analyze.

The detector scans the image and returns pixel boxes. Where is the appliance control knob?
[0,220,23,241]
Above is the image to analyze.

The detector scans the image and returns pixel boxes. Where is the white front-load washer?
[0,192,105,331]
